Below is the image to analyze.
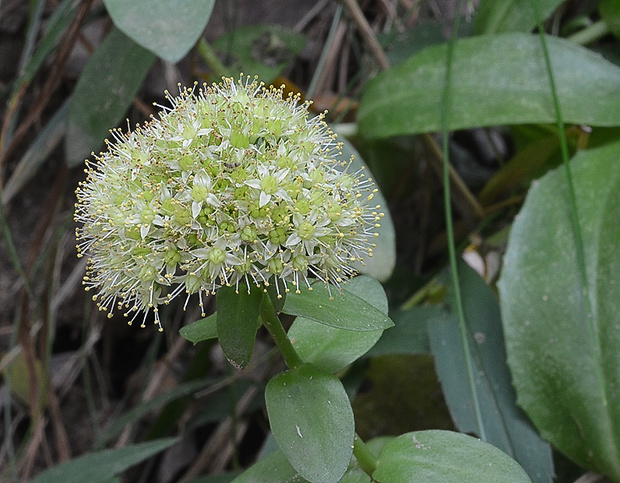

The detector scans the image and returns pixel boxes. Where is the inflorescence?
[75,76,382,330]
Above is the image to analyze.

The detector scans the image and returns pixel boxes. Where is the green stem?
[196,38,232,79]
[567,20,609,46]
[260,294,303,369]
[353,433,377,477]
[440,0,487,441]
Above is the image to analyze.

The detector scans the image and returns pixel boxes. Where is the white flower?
[75,76,382,330]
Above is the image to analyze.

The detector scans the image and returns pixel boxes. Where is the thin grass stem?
[440,0,487,441]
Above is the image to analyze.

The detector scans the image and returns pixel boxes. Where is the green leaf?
[373,430,530,482]
[216,285,263,369]
[358,33,620,139]
[429,263,553,482]
[103,0,215,63]
[336,136,396,282]
[265,364,355,483]
[234,438,390,483]
[474,0,565,34]
[180,313,218,344]
[232,449,302,483]
[29,438,177,483]
[288,276,387,372]
[21,0,79,83]
[366,306,434,357]
[213,25,306,83]
[66,28,155,167]
[499,140,620,479]
[282,281,393,332]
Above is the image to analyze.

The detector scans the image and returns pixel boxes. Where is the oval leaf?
[216,285,263,369]
[288,276,387,372]
[179,313,218,344]
[358,33,620,138]
[66,28,155,166]
[499,140,620,478]
[104,0,215,63]
[373,430,530,482]
[282,281,393,332]
[265,364,355,483]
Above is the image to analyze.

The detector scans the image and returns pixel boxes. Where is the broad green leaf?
[216,285,263,369]
[66,28,155,167]
[358,33,620,139]
[265,364,355,483]
[429,264,553,482]
[336,136,396,282]
[499,140,620,479]
[29,438,177,483]
[213,25,306,83]
[474,0,565,34]
[288,276,387,372]
[103,0,215,63]
[373,430,530,482]
[180,313,218,344]
[282,282,393,332]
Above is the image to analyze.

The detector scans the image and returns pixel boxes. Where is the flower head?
[75,76,381,329]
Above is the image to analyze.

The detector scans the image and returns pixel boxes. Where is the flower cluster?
[75,76,381,329]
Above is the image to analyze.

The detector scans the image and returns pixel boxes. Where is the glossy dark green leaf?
[474,0,565,34]
[499,140,620,479]
[216,285,263,369]
[66,28,155,167]
[103,0,215,63]
[429,263,553,481]
[288,276,387,372]
[265,364,355,483]
[373,430,530,482]
[358,33,620,138]
[282,282,393,332]
[179,313,218,344]
[29,438,177,483]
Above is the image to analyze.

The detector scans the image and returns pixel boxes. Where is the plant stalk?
[353,433,377,477]
[260,294,303,369]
